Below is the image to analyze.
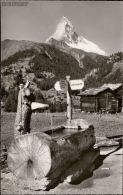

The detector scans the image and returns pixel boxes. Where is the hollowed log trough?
[7,120,96,185]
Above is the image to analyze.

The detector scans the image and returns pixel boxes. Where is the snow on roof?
[79,86,109,96]
[79,83,122,96]
[102,83,122,91]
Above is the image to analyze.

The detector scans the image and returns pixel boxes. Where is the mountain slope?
[1,40,85,91]
[1,39,123,112]
[1,39,42,61]
[46,16,106,56]
[1,39,123,92]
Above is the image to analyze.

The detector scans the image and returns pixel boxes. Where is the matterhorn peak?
[46,16,106,56]
[60,16,73,27]
[46,16,74,42]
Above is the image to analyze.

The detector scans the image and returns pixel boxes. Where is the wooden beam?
[7,127,96,182]
[66,76,72,121]
[95,97,98,112]
[106,92,109,112]
[122,84,123,112]
[80,96,82,111]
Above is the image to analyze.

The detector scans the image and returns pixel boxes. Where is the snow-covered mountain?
[46,16,106,56]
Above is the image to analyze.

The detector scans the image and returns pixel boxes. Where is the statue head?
[23,88,31,96]
[19,84,24,90]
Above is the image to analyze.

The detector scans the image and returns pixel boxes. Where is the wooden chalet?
[102,83,122,112]
[79,83,122,113]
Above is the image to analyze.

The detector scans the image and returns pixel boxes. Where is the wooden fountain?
[7,77,96,189]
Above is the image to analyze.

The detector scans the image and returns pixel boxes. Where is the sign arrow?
[54,79,84,91]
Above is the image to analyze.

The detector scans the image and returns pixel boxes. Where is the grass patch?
[1,112,123,149]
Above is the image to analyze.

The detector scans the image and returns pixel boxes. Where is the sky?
[1,1,123,55]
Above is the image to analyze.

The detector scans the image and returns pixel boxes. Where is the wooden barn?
[102,83,122,113]
[79,83,122,113]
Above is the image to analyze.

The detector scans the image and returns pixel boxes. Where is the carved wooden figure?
[14,81,35,137]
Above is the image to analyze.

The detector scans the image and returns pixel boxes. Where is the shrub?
[4,88,18,112]
[14,70,24,87]
[35,90,44,103]
[35,72,46,79]
[1,87,8,99]
[36,78,56,91]
[49,102,67,113]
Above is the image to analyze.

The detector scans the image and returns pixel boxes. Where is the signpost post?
[66,76,72,122]
[54,76,84,122]
[121,83,123,112]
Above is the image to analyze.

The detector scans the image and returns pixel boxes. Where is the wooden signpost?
[66,76,72,121]
[54,80,67,92]
[121,84,123,113]
[70,79,84,91]
[54,76,84,121]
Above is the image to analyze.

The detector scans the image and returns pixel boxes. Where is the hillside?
[1,39,84,112]
[1,39,123,112]
[1,40,85,88]
[1,39,41,61]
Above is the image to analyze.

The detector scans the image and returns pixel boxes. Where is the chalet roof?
[101,83,122,91]
[79,86,110,96]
